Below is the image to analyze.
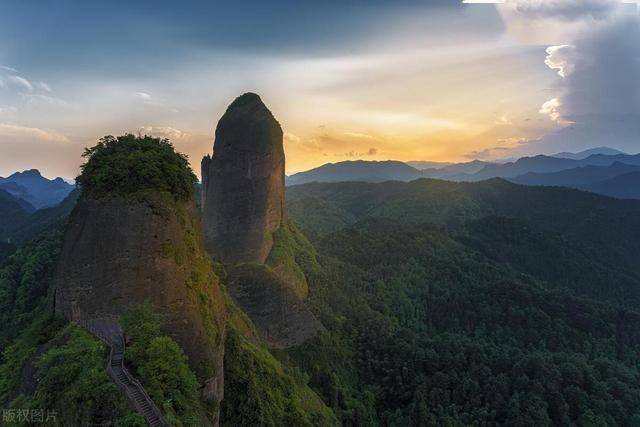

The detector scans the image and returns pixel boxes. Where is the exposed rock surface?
[226,264,323,349]
[54,195,226,417]
[201,93,285,264]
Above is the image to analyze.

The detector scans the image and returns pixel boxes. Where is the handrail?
[80,319,170,427]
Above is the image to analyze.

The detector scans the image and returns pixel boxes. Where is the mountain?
[534,115,640,157]
[0,169,74,209]
[286,153,640,187]
[419,159,495,181]
[286,160,422,186]
[510,161,640,188]
[583,171,640,199]
[8,189,79,244]
[202,93,286,264]
[0,132,335,426]
[287,178,640,305]
[553,146,627,160]
[201,93,321,349]
[406,160,452,170]
[0,189,31,240]
[284,178,640,424]
[54,135,228,423]
[464,153,640,181]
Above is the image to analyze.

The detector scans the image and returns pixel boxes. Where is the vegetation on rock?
[3,323,134,426]
[77,134,196,201]
[0,229,62,349]
[120,302,205,426]
[221,329,337,426]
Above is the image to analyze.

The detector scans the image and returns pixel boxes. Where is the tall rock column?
[201,93,285,264]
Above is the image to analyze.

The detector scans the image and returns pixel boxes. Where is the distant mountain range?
[0,169,74,209]
[551,147,627,160]
[286,160,423,186]
[286,147,640,200]
[0,186,78,249]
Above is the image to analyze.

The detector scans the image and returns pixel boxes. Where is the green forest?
[2,139,640,425]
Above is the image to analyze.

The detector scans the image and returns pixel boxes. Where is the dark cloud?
[535,15,640,153]
[511,0,620,21]
[559,17,640,120]
[465,146,509,160]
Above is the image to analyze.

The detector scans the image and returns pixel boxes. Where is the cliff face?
[55,195,226,410]
[201,93,285,264]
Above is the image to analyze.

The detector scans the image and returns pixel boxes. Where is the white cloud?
[505,0,621,21]
[134,92,152,100]
[544,45,577,77]
[24,94,71,108]
[0,123,70,143]
[539,98,559,121]
[343,132,377,140]
[35,82,52,92]
[0,65,17,73]
[283,132,301,143]
[6,75,33,92]
[137,125,187,141]
[495,113,513,125]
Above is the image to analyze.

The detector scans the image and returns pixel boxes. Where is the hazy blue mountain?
[406,160,452,170]
[286,160,422,186]
[8,189,79,244]
[466,153,640,181]
[583,171,640,199]
[285,152,640,187]
[420,159,494,180]
[552,146,627,160]
[0,169,75,209]
[510,161,640,188]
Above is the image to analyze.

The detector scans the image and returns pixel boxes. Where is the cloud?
[137,125,189,141]
[6,75,33,92]
[0,123,81,178]
[543,16,640,122]
[24,94,71,108]
[465,146,510,160]
[134,92,152,100]
[133,91,179,113]
[367,147,378,155]
[0,106,17,114]
[283,132,301,143]
[539,98,566,124]
[343,132,376,139]
[0,65,18,73]
[544,45,577,77]
[35,82,52,92]
[0,123,69,143]
[506,0,621,21]
[495,113,513,125]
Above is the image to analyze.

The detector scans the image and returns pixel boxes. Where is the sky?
[0,0,638,179]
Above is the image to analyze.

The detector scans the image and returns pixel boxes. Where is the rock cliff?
[201,93,286,264]
[201,94,323,348]
[54,135,226,423]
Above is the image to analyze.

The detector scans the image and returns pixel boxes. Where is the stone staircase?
[83,319,170,427]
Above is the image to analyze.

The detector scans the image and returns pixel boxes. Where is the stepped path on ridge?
[83,319,169,427]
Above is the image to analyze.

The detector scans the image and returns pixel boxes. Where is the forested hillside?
[284,178,640,424]
[2,175,640,425]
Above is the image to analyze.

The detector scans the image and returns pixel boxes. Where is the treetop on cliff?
[77,134,197,200]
